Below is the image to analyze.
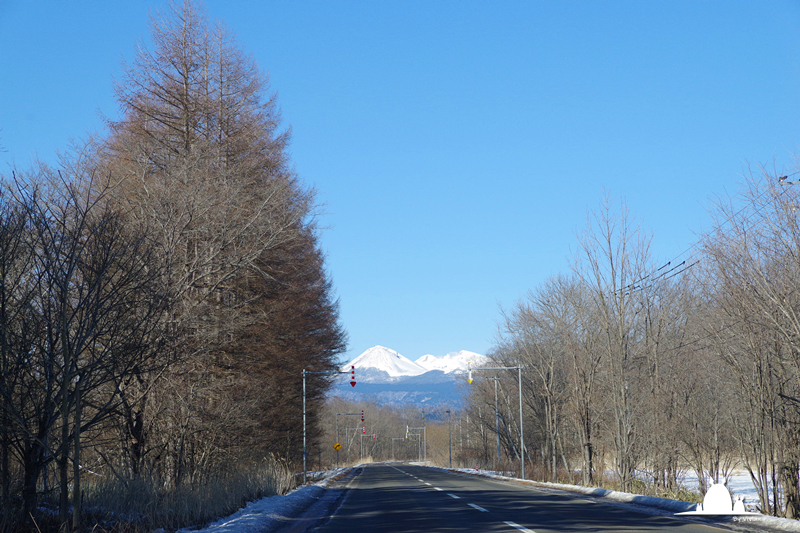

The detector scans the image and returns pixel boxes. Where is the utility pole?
[359,429,373,462]
[407,434,422,462]
[409,427,426,462]
[345,427,361,465]
[336,411,362,468]
[446,409,452,468]
[487,377,501,467]
[302,366,355,483]
[392,438,404,461]
[468,362,525,479]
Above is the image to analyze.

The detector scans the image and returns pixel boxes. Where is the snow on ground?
[455,465,800,532]
[170,469,349,533]
[679,470,760,510]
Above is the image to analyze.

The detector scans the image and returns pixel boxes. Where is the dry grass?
[76,457,293,532]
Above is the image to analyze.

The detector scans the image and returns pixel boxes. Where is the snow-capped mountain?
[333,346,486,406]
[415,350,486,374]
[341,345,427,378]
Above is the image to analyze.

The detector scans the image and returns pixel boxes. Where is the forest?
[0,1,345,531]
[315,169,800,522]
[452,172,800,520]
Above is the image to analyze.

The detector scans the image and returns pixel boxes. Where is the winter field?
[679,471,760,510]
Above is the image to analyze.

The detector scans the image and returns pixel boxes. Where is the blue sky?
[1,1,799,363]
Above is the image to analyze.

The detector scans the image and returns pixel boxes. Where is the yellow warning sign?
[333,442,342,451]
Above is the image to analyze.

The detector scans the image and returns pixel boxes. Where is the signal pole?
[409,426,427,462]
[486,377,501,466]
[336,411,363,468]
[446,409,452,468]
[303,366,355,483]
[392,437,404,461]
[468,362,525,479]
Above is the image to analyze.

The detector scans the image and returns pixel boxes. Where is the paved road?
[300,463,739,533]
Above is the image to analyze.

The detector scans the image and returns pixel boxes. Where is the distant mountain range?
[330,346,486,407]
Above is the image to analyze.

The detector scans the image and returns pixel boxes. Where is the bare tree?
[574,194,652,491]
[0,162,168,530]
[495,277,573,482]
[698,166,800,517]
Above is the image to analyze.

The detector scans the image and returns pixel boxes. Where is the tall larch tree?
[97,0,346,481]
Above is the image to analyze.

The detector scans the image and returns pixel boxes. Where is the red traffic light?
[350,366,356,387]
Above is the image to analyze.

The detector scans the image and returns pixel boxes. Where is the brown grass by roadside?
[10,456,293,533]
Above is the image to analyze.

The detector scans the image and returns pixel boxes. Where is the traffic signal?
[350,366,356,387]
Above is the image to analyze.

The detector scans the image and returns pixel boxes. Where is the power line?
[619,169,800,295]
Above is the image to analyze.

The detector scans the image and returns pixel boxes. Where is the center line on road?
[447,493,460,499]
[504,521,535,532]
[468,503,489,512]
[424,482,431,485]
[434,487,443,491]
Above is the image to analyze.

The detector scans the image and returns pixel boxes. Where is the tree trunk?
[21,439,43,518]
[72,378,82,531]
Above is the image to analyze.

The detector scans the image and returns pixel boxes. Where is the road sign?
[333,442,342,451]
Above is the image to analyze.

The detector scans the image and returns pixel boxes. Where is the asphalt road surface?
[291,463,747,533]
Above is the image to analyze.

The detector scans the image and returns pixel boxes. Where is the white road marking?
[504,521,535,532]
[424,482,431,486]
[448,493,460,499]
[468,503,489,512]
[434,487,443,491]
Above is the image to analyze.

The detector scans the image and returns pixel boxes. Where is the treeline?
[318,399,473,469]
[464,173,800,518]
[0,1,345,531]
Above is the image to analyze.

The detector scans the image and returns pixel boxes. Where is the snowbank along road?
[273,463,785,533]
